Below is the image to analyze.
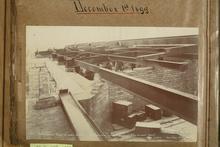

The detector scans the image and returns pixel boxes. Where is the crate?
[145,104,161,120]
[135,122,161,135]
[162,109,173,117]
[57,55,65,65]
[112,100,132,123]
[65,58,75,68]
[51,53,57,60]
[127,113,137,128]
[59,89,68,95]
[135,111,146,121]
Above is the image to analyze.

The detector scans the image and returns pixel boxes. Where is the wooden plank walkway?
[46,59,102,141]
[60,93,101,141]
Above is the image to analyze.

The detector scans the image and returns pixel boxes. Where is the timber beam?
[76,53,189,70]
[136,52,166,60]
[75,60,100,73]
[143,59,189,70]
[113,50,159,57]
[168,53,198,59]
[133,44,195,48]
[74,61,197,124]
[108,55,136,62]
[165,45,197,56]
[80,55,109,64]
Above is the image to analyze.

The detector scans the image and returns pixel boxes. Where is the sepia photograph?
[26,26,198,142]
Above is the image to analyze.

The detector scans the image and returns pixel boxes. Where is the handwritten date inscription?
[73,0,150,15]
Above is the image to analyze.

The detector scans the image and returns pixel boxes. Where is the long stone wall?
[126,60,198,95]
[65,35,198,50]
[118,35,198,47]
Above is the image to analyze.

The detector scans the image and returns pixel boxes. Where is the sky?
[26,26,198,52]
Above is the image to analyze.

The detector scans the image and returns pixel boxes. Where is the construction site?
[26,35,198,142]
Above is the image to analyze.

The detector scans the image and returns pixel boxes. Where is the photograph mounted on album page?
[4,0,218,147]
[26,26,198,142]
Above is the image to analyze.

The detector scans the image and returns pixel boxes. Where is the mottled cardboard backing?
[3,0,206,146]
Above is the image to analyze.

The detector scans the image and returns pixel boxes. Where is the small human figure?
[105,62,112,70]
[118,61,124,71]
[130,63,136,70]
[158,57,164,60]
